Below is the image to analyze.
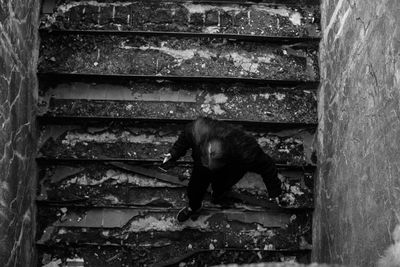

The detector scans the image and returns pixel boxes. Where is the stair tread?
[37,123,315,165]
[39,35,319,81]
[36,162,314,210]
[36,244,311,266]
[41,1,320,38]
[36,206,312,252]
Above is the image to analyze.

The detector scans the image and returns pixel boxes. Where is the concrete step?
[37,245,311,267]
[37,123,316,165]
[40,0,320,38]
[36,162,314,209]
[36,207,312,250]
[38,34,319,81]
[38,79,317,124]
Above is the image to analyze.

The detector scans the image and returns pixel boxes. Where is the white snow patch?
[120,41,216,63]
[183,3,241,15]
[257,6,302,26]
[62,131,176,146]
[274,93,286,101]
[204,26,220,34]
[57,1,132,13]
[127,214,212,232]
[65,169,175,187]
[224,52,274,74]
[289,12,302,26]
[201,93,228,115]
[205,93,228,104]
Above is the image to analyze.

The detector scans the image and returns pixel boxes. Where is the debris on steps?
[37,0,319,266]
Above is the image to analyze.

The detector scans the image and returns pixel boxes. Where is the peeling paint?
[183,3,242,15]
[256,6,302,26]
[121,41,216,63]
[275,93,286,101]
[57,1,133,13]
[201,93,228,115]
[62,131,177,147]
[63,169,176,187]
[126,214,212,232]
[224,52,275,74]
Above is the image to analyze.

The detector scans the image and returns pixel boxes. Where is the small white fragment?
[42,259,62,267]
[209,243,215,250]
[58,228,67,235]
[274,93,286,101]
[102,230,110,237]
[93,62,99,66]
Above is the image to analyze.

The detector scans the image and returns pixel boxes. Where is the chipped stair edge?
[38,72,320,88]
[39,29,321,44]
[35,158,316,171]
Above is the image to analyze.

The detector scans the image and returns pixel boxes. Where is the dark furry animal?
[166,117,282,213]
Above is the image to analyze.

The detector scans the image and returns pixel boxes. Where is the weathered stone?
[0,0,40,266]
[314,0,400,266]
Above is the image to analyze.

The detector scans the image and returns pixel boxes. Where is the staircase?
[36,0,320,266]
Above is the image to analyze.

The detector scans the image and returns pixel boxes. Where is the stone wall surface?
[0,0,39,266]
[314,0,400,266]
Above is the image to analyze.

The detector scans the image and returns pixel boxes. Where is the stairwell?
[36,0,320,266]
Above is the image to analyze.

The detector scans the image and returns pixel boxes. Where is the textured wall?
[0,1,39,266]
[314,0,400,266]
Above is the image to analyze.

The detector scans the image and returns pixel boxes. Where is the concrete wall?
[0,1,40,266]
[314,0,400,266]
